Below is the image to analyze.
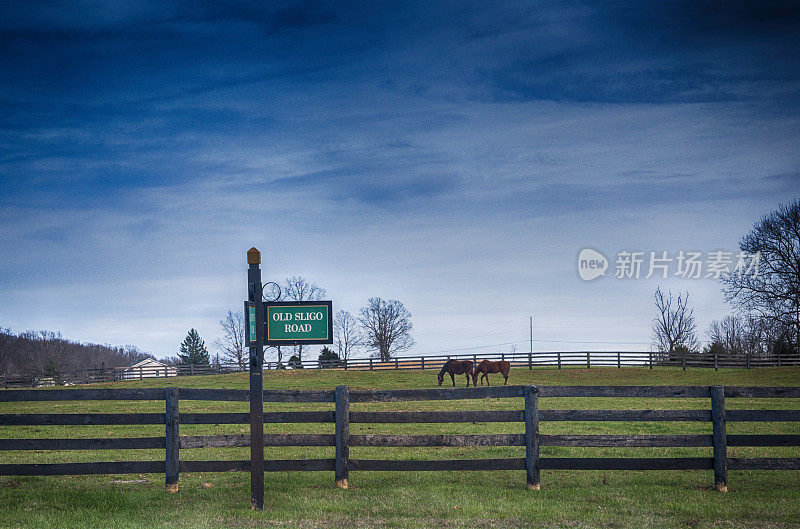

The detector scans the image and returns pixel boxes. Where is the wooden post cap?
[247,247,261,264]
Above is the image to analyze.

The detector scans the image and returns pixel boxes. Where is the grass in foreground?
[1,366,799,528]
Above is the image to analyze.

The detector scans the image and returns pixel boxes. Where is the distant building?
[119,358,177,380]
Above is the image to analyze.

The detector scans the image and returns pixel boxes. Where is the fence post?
[586,352,590,369]
[369,358,373,370]
[714,353,718,371]
[777,353,781,368]
[524,385,540,490]
[335,385,350,489]
[649,351,653,369]
[528,352,532,370]
[557,352,561,370]
[681,350,686,371]
[710,385,727,492]
[746,352,751,369]
[617,352,621,369]
[421,356,424,370]
[165,387,179,493]
[395,357,399,370]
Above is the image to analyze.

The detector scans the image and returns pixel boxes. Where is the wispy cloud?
[1,1,798,356]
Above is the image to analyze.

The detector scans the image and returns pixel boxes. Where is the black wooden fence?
[308,351,800,371]
[1,386,799,493]
[4,350,799,388]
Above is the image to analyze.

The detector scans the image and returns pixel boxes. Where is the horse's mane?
[438,360,450,376]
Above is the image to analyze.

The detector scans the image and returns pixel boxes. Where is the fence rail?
[296,350,800,372]
[1,386,799,493]
[3,350,799,388]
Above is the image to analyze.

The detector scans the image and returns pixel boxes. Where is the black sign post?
[244,250,332,509]
[246,247,264,510]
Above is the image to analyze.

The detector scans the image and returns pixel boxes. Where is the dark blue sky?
[1,1,799,358]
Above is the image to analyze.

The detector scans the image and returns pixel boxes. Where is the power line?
[413,317,529,337]
[421,327,531,346]
[534,323,653,329]
[419,325,653,346]
[533,339,650,345]
[412,308,724,340]
[416,336,650,356]
[418,340,526,355]
[534,308,723,319]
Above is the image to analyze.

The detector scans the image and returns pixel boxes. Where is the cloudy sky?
[1,1,798,360]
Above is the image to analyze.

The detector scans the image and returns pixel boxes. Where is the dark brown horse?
[472,359,511,386]
[438,359,474,387]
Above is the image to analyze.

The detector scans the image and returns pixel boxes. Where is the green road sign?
[248,304,257,342]
[264,301,333,345]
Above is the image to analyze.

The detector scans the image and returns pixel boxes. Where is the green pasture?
[1,366,799,528]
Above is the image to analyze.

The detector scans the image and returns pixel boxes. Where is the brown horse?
[472,360,511,386]
[438,359,474,387]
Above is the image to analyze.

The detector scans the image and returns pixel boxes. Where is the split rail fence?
[1,386,799,493]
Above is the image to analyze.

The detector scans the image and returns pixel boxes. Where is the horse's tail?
[501,360,511,375]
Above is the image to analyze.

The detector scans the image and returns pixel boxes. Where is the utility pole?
[529,315,533,370]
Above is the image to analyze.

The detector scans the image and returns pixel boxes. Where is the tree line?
[0,329,152,380]
[651,199,800,360]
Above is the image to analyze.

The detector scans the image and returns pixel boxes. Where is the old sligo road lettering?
[263,301,333,345]
[272,311,324,332]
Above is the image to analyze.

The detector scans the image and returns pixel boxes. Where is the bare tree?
[707,315,746,357]
[0,328,18,376]
[651,287,698,358]
[284,276,326,303]
[334,310,363,363]
[707,314,774,359]
[33,331,70,378]
[0,328,152,380]
[722,199,800,354]
[118,345,152,365]
[283,276,326,362]
[359,298,414,362]
[213,310,247,367]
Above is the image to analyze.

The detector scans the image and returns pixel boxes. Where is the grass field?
[1,366,799,528]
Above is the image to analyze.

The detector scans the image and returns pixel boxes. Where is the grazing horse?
[472,360,511,386]
[438,360,474,387]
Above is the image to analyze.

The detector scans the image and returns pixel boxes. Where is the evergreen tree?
[318,346,340,368]
[288,355,303,369]
[178,328,210,365]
